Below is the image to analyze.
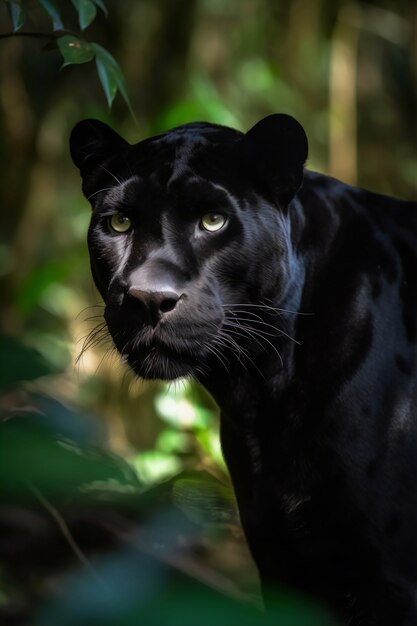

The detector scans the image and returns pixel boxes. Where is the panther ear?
[242,114,308,206]
[70,119,129,175]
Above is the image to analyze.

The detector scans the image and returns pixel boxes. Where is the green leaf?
[132,450,182,485]
[95,56,118,106]
[71,0,97,30]
[0,334,56,392]
[91,42,119,68]
[0,415,141,504]
[172,472,238,526]
[37,0,64,31]
[91,43,135,120]
[5,0,25,32]
[93,0,108,16]
[57,35,95,67]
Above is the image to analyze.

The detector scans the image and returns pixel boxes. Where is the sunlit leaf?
[5,0,25,32]
[38,0,64,31]
[155,382,213,429]
[57,35,95,66]
[157,429,190,453]
[78,478,139,497]
[195,428,226,470]
[156,393,198,427]
[132,450,182,485]
[71,0,97,30]
[173,472,238,525]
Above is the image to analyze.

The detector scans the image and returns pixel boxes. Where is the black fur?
[70,114,417,625]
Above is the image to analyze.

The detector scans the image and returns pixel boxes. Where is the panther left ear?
[242,114,308,206]
[70,119,129,176]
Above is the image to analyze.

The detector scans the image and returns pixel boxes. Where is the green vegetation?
[0,0,415,623]
[3,0,131,110]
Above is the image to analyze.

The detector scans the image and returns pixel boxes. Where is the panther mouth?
[124,342,204,380]
[107,320,208,380]
[105,307,219,381]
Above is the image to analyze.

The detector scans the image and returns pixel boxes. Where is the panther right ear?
[70,119,129,175]
[242,114,308,206]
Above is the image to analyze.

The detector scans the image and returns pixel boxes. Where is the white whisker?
[98,165,124,185]
[221,303,314,316]
[87,187,116,200]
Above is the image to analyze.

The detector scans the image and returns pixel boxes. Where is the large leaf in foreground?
[37,548,338,626]
[0,334,56,392]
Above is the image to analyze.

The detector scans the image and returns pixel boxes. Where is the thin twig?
[0,29,79,41]
[28,482,100,580]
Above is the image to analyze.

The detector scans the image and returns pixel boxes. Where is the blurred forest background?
[0,0,415,624]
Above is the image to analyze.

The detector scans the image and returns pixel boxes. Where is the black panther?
[70,114,417,625]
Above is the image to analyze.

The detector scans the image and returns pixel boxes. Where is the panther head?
[70,115,308,382]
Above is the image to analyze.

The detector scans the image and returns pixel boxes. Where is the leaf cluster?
[2,0,133,113]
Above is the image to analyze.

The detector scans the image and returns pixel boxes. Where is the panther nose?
[128,287,181,326]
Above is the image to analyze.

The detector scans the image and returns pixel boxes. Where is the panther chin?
[124,345,204,381]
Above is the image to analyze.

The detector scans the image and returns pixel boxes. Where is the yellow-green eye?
[109,213,132,233]
[200,213,227,232]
